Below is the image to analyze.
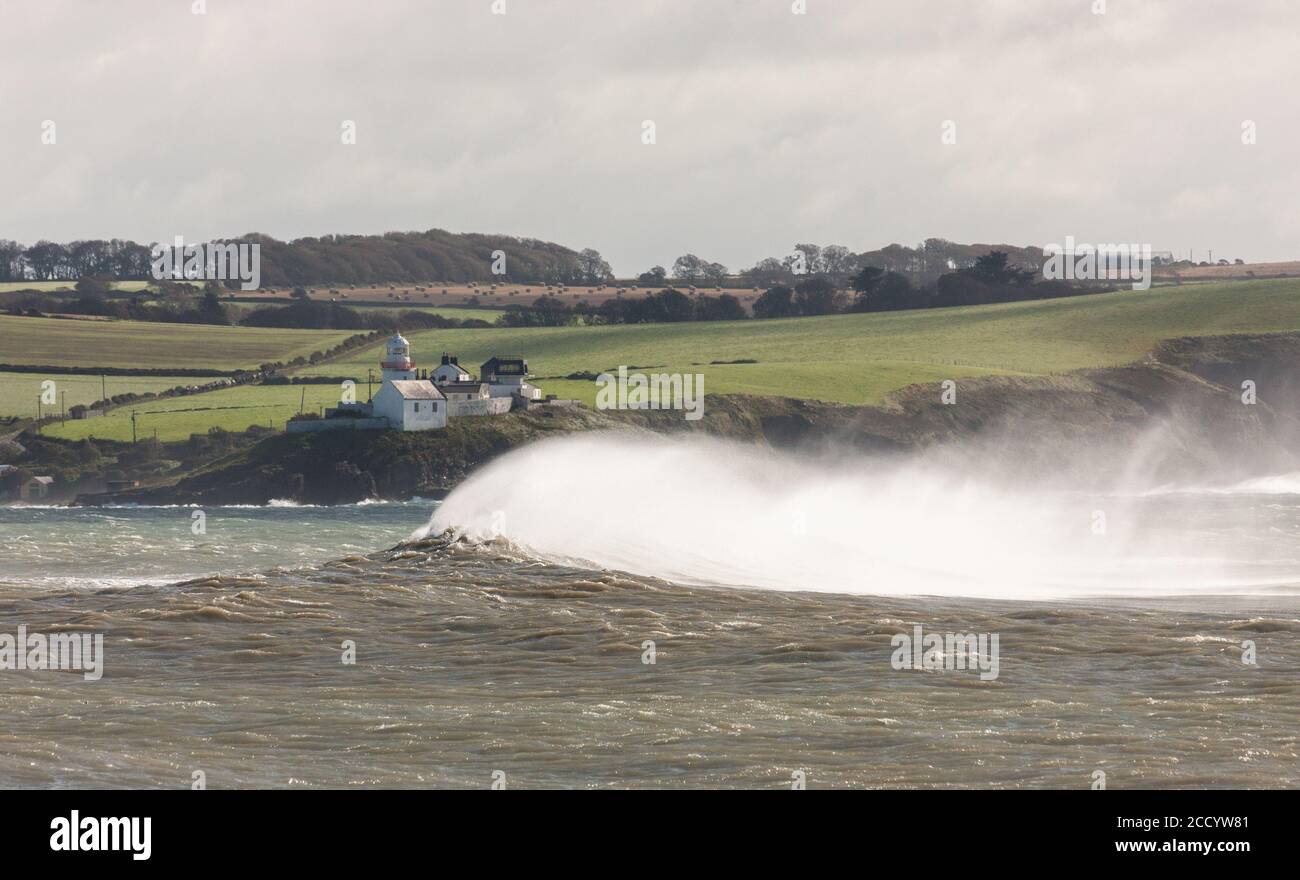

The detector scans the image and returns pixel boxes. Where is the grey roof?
[440,381,488,393]
[482,355,527,371]
[31,476,54,484]
[387,380,445,400]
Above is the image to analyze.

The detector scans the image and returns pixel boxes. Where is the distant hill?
[234,230,611,287]
[0,230,613,288]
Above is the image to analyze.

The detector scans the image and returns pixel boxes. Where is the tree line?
[631,239,1048,291]
[0,230,615,286]
[0,238,153,281]
[498,289,747,327]
[3,231,1051,292]
[499,252,1095,325]
[752,252,1090,316]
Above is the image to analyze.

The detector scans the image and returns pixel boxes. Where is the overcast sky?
[2,0,1297,275]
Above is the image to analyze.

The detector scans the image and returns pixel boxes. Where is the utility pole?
[61,390,65,425]
[101,374,106,402]
[367,369,374,402]
[131,410,138,444]
[299,386,306,414]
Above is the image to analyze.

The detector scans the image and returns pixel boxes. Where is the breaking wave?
[419,434,1300,601]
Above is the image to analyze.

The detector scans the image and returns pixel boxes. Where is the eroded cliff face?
[86,332,1300,505]
[90,403,623,506]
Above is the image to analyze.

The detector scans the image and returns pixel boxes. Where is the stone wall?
[447,397,513,418]
[286,417,390,433]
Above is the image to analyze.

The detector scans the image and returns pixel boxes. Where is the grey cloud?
[1,0,1295,274]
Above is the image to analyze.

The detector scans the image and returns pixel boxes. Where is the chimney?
[450,356,458,365]
[441,353,450,365]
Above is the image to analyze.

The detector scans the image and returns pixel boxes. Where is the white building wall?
[433,363,471,384]
[485,381,541,400]
[447,397,512,418]
[372,382,447,430]
[400,398,444,430]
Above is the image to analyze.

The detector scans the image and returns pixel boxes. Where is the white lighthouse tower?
[380,332,417,381]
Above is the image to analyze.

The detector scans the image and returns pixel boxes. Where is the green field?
[228,298,507,320]
[0,280,153,293]
[27,279,1300,438]
[0,315,355,370]
[0,372,206,418]
[295,279,1300,405]
[38,382,356,442]
[348,303,507,320]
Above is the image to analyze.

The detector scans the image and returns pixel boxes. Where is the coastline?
[60,330,1300,507]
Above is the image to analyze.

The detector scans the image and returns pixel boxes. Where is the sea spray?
[420,433,1272,600]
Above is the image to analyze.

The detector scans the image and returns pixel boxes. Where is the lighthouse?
[380,332,417,381]
[287,330,544,434]
[366,331,447,429]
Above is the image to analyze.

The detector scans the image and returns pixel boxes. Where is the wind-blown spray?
[420,433,1297,601]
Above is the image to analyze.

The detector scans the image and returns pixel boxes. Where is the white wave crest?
[420,434,1299,600]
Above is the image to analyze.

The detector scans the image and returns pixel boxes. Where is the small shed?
[20,475,54,500]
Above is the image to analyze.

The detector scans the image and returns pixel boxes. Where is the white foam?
[420,434,1300,600]
[1140,471,1300,498]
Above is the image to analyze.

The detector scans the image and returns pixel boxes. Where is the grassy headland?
[297,278,1300,405]
[17,277,1300,440]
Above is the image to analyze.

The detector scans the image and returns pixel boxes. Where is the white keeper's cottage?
[433,353,472,385]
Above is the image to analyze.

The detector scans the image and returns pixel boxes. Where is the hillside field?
[0,315,354,370]
[297,278,1300,405]
[0,372,203,419]
[36,383,352,442]
[0,280,152,293]
[28,278,1300,438]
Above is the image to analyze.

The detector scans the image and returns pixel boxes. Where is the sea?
[1,434,1297,788]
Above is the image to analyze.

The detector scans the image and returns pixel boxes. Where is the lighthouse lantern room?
[380,332,417,381]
